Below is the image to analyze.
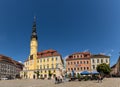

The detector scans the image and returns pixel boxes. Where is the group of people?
[54,74,103,84]
[54,76,63,84]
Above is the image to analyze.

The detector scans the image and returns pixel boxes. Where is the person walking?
[98,74,102,83]
[55,76,58,84]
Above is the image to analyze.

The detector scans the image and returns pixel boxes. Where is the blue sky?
[0,0,120,66]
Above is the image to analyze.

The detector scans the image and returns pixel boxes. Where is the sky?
[0,0,120,66]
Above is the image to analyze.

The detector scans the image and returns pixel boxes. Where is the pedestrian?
[55,76,58,84]
[59,75,63,83]
[98,74,102,83]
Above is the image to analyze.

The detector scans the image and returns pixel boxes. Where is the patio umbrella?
[81,71,90,75]
[91,71,99,74]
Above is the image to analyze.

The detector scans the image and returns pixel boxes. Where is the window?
[81,55,82,58]
[84,67,86,70]
[47,59,49,62]
[52,58,54,61]
[47,64,49,69]
[37,65,39,69]
[84,61,85,64]
[68,68,70,71]
[81,67,82,70]
[44,65,45,69]
[71,68,73,71]
[87,61,89,64]
[92,65,95,69]
[106,59,108,63]
[40,59,42,62]
[101,59,103,63]
[56,57,57,61]
[44,59,46,62]
[77,61,79,64]
[56,63,58,68]
[71,62,72,65]
[80,61,82,64]
[92,59,95,63]
[40,65,42,69]
[77,68,79,70]
[74,62,76,64]
[74,68,76,71]
[84,55,87,57]
[97,59,99,63]
[51,64,54,68]
[37,60,39,63]
[45,70,46,73]
[87,67,89,70]
[68,62,70,65]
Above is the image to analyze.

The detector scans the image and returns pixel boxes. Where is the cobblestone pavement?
[0,78,120,87]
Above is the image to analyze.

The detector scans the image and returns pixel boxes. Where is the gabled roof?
[37,49,61,58]
[70,52,90,56]
[111,64,116,69]
[66,52,91,61]
[0,54,23,67]
[25,49,61,62]
[91,54,110,58]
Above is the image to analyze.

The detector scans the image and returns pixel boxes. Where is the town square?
[0,0,120,87]
[0,78,120,87]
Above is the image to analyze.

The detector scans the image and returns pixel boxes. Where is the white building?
[90,54,110,72]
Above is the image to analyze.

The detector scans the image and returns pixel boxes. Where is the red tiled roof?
[37,49,61,58]
[25,49,61,61]
[66,52,91,61]
[0,54,23,67]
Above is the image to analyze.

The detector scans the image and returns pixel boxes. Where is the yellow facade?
[21,54,63,79]
[20,18,64,79]
[36,56,63,78]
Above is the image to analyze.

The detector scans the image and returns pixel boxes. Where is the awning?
[91,71,99,74]
[80,71,90,75]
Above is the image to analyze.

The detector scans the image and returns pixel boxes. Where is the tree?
[24,72,27,79]
[34,71,40,79]
[48,70,52,79]
[68,73,71,78]
[96,63,111,76]
[77,73,80,79]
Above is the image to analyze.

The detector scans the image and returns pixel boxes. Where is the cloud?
[99,53,106,55]
[63,55,69,67]
[108,53,112,56]
[64,55,69,59]
[100,49,114,56]
[83,49,89,52]
[18,61,22,63]
[111,49,114,52]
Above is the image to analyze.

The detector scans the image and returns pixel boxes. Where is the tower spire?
[31,16,37,40]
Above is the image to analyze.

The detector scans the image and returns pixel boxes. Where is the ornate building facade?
[20,17,64,79]
[66,52,110,75]
[0,55,23,79]
[66,52,91,75]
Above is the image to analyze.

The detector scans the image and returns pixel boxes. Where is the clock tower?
[29,16,38,70]
[30,16,38,55]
